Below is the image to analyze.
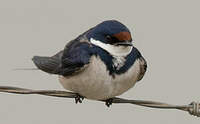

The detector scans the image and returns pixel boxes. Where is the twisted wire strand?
[0,86,199,117]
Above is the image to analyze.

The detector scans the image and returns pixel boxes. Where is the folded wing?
[32,41,92,76]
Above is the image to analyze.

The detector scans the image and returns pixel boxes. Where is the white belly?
[59,56,141,100]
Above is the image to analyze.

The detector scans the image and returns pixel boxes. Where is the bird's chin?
[114,45,132,56]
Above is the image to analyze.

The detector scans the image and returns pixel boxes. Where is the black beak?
[115,41,133,46]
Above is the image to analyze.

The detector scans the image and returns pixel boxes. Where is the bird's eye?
[106,35,112,41]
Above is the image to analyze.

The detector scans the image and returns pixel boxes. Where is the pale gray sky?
[0,0,199,123]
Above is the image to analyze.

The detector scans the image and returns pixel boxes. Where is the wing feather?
[137,57,147,81]
[32,40,92,76]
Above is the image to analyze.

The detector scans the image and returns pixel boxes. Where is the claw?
[75,94,84,104]
[105,98,113,107]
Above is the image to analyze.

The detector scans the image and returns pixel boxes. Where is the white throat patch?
[90,38,133,57]
[90,38,133,70]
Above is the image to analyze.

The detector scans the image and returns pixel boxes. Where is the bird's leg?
[75,94,84,104]
[105,98,113,107]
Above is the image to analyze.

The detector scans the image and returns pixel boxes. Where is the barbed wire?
[0,86,199,117]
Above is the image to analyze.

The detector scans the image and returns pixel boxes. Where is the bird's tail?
[32,56,61,74]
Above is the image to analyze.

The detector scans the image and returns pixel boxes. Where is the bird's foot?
[75,94,84,104]
[105,98,113,107]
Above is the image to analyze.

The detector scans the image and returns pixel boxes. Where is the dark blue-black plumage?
[59,40,143,76]
[87,20,131,44]
[32,20,146,77]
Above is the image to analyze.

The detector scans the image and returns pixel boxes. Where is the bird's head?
[87,20,133,56]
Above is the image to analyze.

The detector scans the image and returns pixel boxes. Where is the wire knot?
[188,102,200,117]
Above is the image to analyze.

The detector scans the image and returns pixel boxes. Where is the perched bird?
[32,20,147,107]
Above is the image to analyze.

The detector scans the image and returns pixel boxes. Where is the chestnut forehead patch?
[113,32,132,41]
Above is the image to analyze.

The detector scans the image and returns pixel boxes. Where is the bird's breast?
[59,56,141,100]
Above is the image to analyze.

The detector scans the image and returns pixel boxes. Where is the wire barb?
[188,102,200,117]
[0,86,199,117]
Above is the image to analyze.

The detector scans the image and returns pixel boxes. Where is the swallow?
[32,20,147,107]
